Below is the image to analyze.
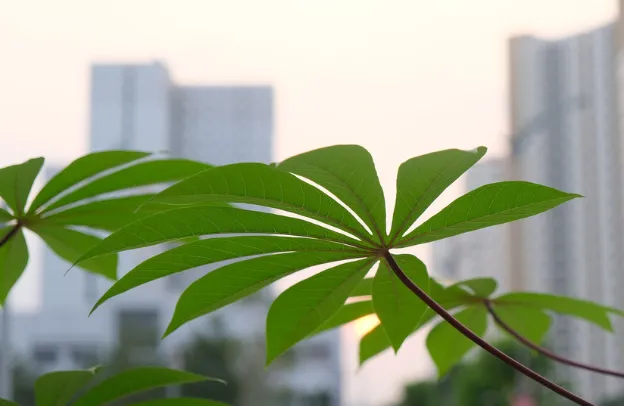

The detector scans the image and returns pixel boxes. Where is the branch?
[485,299,624,379]
[0,223,21,249]
[382,251,594,406]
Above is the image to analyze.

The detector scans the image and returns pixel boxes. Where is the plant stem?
[485,299,624,379]
[382,251,594,406]
[0,224,20,249]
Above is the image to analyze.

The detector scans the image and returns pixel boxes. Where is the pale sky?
[0,1,618,405]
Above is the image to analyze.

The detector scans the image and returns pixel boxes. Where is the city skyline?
[1,1,620,405]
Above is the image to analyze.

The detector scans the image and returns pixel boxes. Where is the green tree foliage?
[397,341,555,406]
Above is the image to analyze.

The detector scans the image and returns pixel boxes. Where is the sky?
[0,1,618,404]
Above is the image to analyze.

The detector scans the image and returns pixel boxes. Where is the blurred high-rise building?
[509,22,624,402]
[11,61,341,406]
[431,159,512,293]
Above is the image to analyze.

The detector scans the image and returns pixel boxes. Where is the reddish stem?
[382,251,594,406]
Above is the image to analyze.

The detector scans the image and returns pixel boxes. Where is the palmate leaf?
[75,144,588,369]
[266,258,375,363]
[141,163,374,244]
[373,254,429,351]
[278,145,387,243]
[0,152,216,304]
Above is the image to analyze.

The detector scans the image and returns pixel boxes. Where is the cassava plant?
[0,150,214,303]
[70,145,624,406]
[0,152,229,405]
[1,145,623,405]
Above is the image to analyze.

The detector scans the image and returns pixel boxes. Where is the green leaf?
[131,399,229,406]
[0,398,18,406]
[426,306,488,377]
[358,279,467,365]
[350,277,373,297]
[0,227,28,305]
[492,304,551,344]
[29,150,149,212]
[34,368,99,406]
[398,181,581,247]
[43,159,211,213]
[32,226,117,280]
[143,163,372,243]
[266,258,374,364]
[389,147,486,243]
[494,292,622,331]
[278,145,387,243]
[0,208,13,222]
[72,367,217,406]
[166,251,361,337]
[92,236,360,313]
[456,278,497,298]
[0,157,44,216]
[359,324,389,365]
[40,194,156,232]
[313,301,375,336]
[76,206,363,263]
[373,254,429,351]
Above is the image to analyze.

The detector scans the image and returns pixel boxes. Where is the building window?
[301,392,332,406]
[70,345,99,368]
[297,343,331,361]
[117,309,159,349]
[33,345,58,364]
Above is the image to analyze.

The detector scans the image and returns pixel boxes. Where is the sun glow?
[353,314,380,338]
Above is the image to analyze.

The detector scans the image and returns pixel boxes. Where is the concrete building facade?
[508,24,624,402]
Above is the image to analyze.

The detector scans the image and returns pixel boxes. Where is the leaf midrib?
[292,162,385,244]
[389,157,473,245]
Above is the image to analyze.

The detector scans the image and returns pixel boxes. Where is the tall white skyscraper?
[509,23,624,402]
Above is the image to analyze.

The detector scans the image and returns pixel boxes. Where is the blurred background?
[2,0,624,405]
